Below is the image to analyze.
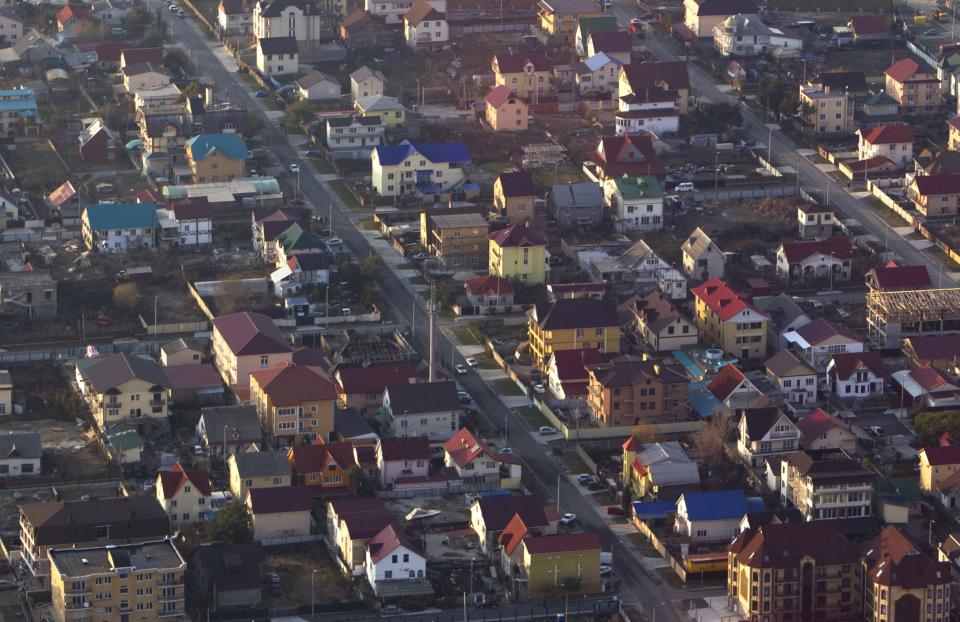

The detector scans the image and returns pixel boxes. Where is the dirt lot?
[263,542,355,606]
[818,47,914,76]
[0,417,109,478]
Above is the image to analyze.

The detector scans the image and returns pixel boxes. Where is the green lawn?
[309,157,337,174]
[328,179,361,210]
[450,325,481,345]
[625,532,659,556]
[515,404,550,429]
[559,451,590,474]
[493,378,524,396]
[475,352,499,369]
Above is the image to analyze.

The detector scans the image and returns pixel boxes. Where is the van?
[674,182,696,192]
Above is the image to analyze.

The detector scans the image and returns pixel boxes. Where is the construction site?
[867,288,960,348]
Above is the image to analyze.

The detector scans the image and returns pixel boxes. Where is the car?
[288,163,300,174]
[341,307,351,316]
[538,425,558,435]
[924,28,940,35]
[630,18,642,32]
[304,150,324,158]
[674,182,696,192]
[142,481,155,493]
[270,584,282,596]
[600,565,612,576]
[177,9,185,16]
[560,513,576,525]
[255,90,269,98]
[455,364,468,375]
[532,382,546,394]
[466,357,478,368]
[0,580,15,590]
[869,425,884,437]
[193,445,205,455]
[576,473,594,484]
[267,572,280,585]
[475,600,499,609]
[501,447,512,454]
[326,237,344,246]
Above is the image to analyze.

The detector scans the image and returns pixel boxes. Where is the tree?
[347,465,375,497]
[141,21,167,46]
[72,20,108,42]
[630,423,660,445]
[340,255,383,307]
[214,279,254,315]
[913,411,960,444]
[206,501,252,543]
[124,2,153,37]
[286,99,314,129]
[435,280,458,309]
[691,414,730,466]
[177,81,203,102]
[113,283,143,313]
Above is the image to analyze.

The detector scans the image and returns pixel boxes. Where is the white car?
[533,382,546,394]
[538,426,558,435]
[674,182,696,192]
[288,163,300,174]
[576,473,594,484]
[600,565,612,576]
[465,357,478,368]
[455,364,468,375]
[560,513,576,525]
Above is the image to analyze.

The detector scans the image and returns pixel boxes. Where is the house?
[218,0,253,34]
[120,46,163,69]
[587,133,664,181]
[256,36,298,76]
[575,52,623,95]
[295,70,340,101]
[250,364,337,446]
[546,348,602,399]
[764,350,817,405]
[518,533,602,597]
[622,439,700,499]
[376,435,430,488]
[0,10,22,45]
[333,361,418,415]
[77,118,119,163]
[349,65,385,101]
[708,364,765,410]
[252,0,323,42]
[585,355,689,426]
[754,294,812,352]
[527,297,621,371]
[55,4,91,41]
[902,334,960,369]
[274,223,327,268]
[866,261,933,293]
[574,15,617,56]
[798,84,854,135]
[893,365,960,409]
[675,490,760,542]
[784,317,863,370]
[616,61,689,135]
[537,0,602,43]
[488,225,547,286]
[862,91,900,119]
[324,115,384,159]
[681,226,724,280]
[586,30,631,64]
[211,311,293,390]
[122,62,172,94]
[919,445,960,493]
[691,278,769,359]
[19,495,169,585]
[327,497,394,575]
[185,133,247,183]
[908,173,960,218]
[548,181,604,228]
[169,199,214,246]
[856,123,914,167]
[885,58,941,114]
[365,524,428,594]
[288,441,356,488]
[491,51,553,102]
[603,175,663,232]
[247,485,316,542]
[443,427,521,489]
[382,380,459,442]
[683,0,756,37]
[736,407,800,468]
[464,275,515,315]
[780,448,874,521]
[0,88,39,137]
[796,408,857,453]
[470,494,551,554]
[848,14,888,41]
[371,141,468,197]
[0,431,39,477]
[74,353,170,430]
[339,10,382,49]
[826,351,886,399]
[630,291,698,351]
[713,13,802,57]
[82,202,158,253]
[422,212,488,270]
[484,85,528,132]
[0,371,10,416]
[0,271,57,320]
[271,252,330,297]
[155,462,211,526]
[354,93,405,127]
[775,236,852,286]
[196,404,262,458]
[190,542,264,609]
[163,363,224,405]
[227,448,292,501]
[493,170,536,225]
[403,0,447,47]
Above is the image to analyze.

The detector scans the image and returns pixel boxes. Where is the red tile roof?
[552,348,602,382]
[793,317,860,346]
[779,236,852,264]
[707,364,747,402]
[136,188,164,205]
[489,224,546,247]
[57,5,89,24]
[849,15,888,35]
[379,436,430,461]
[921,444,960,466]
[121,47,164,67]
[795,408,850,440]
[158,463,211,499]
[867,261,932,290]
[860,123,914,145]
[172,198,214,221]
[828,351,885,381]
[496,170,535,197]
[484,84,518,108]
[863,526,951,588]
[466,275,514,296]
[334,361,419,396]
[909,365,956,391]
[499,513,532,555]
[367,523,423,563]
[212,312,292,356]
[885,58,921,83]
[250,364,336,405]
[442,428,517,469]
[522,532,602,554]
[845,155,896,173]
[912,173,960,196]
[290,441,357,474]
[691,278,766,321]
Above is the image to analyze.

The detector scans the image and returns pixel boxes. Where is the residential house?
[274,223,327,268]
[603,174,663,232]
[421,212,488,269]
[164,363,224,405]
[753,295,813,351]
[256,36,298,76]
[464,275,516,315]
[493,170,536,225]
[683,0,756,38]
[856,123,914,167]
[865,260,932,293]
[339,10,382,49]
[948,116,960,150]
[168,199,214,247]
[708,364,766,410]
[537,0,602,43]
[518,533,602,597]
[621,438,700,500]
[616,61,689,135]
[470,494,551,554]
[0,88,39,137]
[333,361,418,415]
[764,349,816,404]
[82,202,158,253]
[196,404,262,458]
[155,462,211,526]
[288,441,356,488]
[443,427,521,489]
[0,271,57,320]
[185,133,246,183]
[776,236,852,286]
[736,407,800,468]
[55,4,91,41]
[586,30,631,64]
[587,133,664,182]
[780,448,874,521]
[250,364,337,446]
[484,85,528,132]
[74,352,170,431]
[365,524,427,594]
[675,490,760,542]
[713,13,802,57]
[630,290,698,351]
[371,141,468,197]
[909,173,960,217]
[403,0,447,47]
[548,181,604,228]
[585,355,689,426]
[122,62,172,93]
[545,348,602,400]
[0,432,39,477]
[894,365,960,409]
[902,334,960,369]
[691,278,769,359]
[376,436,430,488]
[784,317,863,370]
[325,115,384,159]
[190,542,264,609]
[0,10,22,45]
[0,371,10,416]
[681,226,725,280]
[527,297,621,371]
[382,380,459,442]
[349,65,385,101]
[354,94,405,127]
[848,14,888,41]
[920,445,960,493]
[296,70,341,101]
[253,208,304,261]
[798,83,855,135]
[247,485,316,542]
[77,118,119,164]
[796,408,857,453]
[327,497,394,575]
[218,0,253,34]
[885,58,941,114]
[227,448,292,501]
[574,15,616,56]
[19,495,169,585]
[826,351,886,399]
[271,252,331,297]
[211,311,293,390]
[491,51,553,102]
[575,52,623,95]
[252,0,323,42]
[488,225,547,286]
[120,46,163,69]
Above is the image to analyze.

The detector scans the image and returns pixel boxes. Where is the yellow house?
[528,298,621,371]
[354,94,405,127]
[0,370,11,416]
[74,352,171,431]
[484,85,528,132]
[537,0,602,42]
[250,364,337,447]
[227,447,292,501]
[184,133,247,184]
[287,441,357,488]
[211,311,293,390]
[691,278,769,360]
[493,170,536,225]
[489,224,547,286]
[949,117,960,150]
[520,532,602,596]
[492,52,553,102]
[919,446,960,493]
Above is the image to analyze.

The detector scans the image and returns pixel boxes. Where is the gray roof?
[198,405,262,444]
[350,65,385,83]
[680,226,720,259]
[549,182,603,209]
[328,115,381,127]
[258,36,298,55]
[334,408,377,439]
[0,431,40,460]
[233,450,291,478]
[430,213,488,229]
[191,542,264,592]
[296,70,340,89]
[385,380,459,414]
[161,337,203,356]
[635,442,700,487]
[50,538,184,577]
[83,353,169,393]
[754,293,808,334]
[355,94,402,112]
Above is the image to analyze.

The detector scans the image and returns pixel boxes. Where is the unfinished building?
[867,288,960,348]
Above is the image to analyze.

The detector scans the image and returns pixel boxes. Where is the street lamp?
[650,601,670,622]
[311,569,317,621]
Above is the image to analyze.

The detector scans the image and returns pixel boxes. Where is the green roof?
[185,133,248,161]
[103,427,143,451]
[277,222,326,252]
[578,16,617,38]
[875,476,921,503]
[612,175,663,201]
[84,202,159,230]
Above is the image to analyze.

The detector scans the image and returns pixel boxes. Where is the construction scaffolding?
[867,288,960,348]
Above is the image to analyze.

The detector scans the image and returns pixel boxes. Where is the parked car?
[532,382,546,394]
[674,182,696,192]
[465,357,478,368]
[0,580,16,590]
[288,163,300,174]
[177,9,186,16]
[560,513,577,525]
[255,90,269,98]
[600,565,612,576]
[576,473,594,484]
[538,426,558,435]
[455,364,468,375]
[501,447,512,454]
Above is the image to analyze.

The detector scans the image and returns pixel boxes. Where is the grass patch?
[359,218,379,231]
[559,451,590,474]
[328,179,362,211]
[450,324,481,345]
[475,352,499,369]
[625,532,659,556]
[928,247,960,271]
[531,164,585,187]
[516,404,550,429]
[309,157,337,174]
[396,263,414,269]
[493,378,524,396]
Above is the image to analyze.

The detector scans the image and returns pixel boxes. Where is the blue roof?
[688,380,724,419]
[679,490,750,521]
[631,500,676,520]
[0,96,37,113]
[374,140,469,166]
[185,133,248,161]
[415,181,442,195]
[84,202,159,230]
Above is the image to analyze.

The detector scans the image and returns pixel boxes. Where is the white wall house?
[376,436,430,487]
[256,37,298,76]
[365,0,413,24]
[675,490,754,543]
[326,115,385,159]
[365,524,427,595]
[0,432,40,477]
[253,0,323,42]
[713,14,802,57]
[784,318,863,370]
[856,124,914,167]
[382,381,459,442]
[736,408,801,468]
[827,352,886,399]
[765,350,818,406]
[603,175,664,232]
[155,463,211,526]
[371,141,468,197]
[403,0,448,47]
[615,99,679,136]
[576,52,622,95]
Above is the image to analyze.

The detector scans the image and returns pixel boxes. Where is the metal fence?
[0,340,158,365]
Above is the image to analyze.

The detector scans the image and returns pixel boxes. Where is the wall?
[632,518,688,581]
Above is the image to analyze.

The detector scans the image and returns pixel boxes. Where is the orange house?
[484,85,528,132]
[287,441,358,488]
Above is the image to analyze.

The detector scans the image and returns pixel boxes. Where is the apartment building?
[424,212,489,270]
[799,84,854,135]
[691,278,769,359]
[780,448,874,521]
[371,141,468,197]
[885,58,941,114]
[585,355,689,426]
[527,297,621,371]
[249,364,337,446]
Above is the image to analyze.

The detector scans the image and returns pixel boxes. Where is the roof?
[404,0,444,26]
[493,51,551,74]
[489,224,546,248]
[368,523,423,563]
[355,94,403,112]
[172,198,214,221]
[741,407,790,440]
[327,115,382,128]
[912,173,960,196]
[50,539,185,577]
[340,9,376,31]
[538,0,601,13]
[796,202,835,214]
[500,513,534,555]
[612,175,662,200]
[258,36,298,55]
[163,363,221,390]
[212,312,292,356]
[622,61,690,94]
[691,0,756,15]
[83,352,168,393]
[551,348,602,382]
[779,235,852,263]
[158,463,211,499]
[248,485,317,514]
[828,351,885,381]
[84,202,158,230]
[920,445,960,466]
[48,180,77,206]
[885,57,921,83]
[549,181,603,209]
[522,532,602,554]
[288,252,330,272]
[862,526,951,588]
[186,133,248,161]
[379,436,431,461]
[679,489,755,521]
[103,426,143,451]
[849,15,889,35]
[681,227,721,260]
[232,450,292,479]
[532,298,619,330]
[296,70,340,89]
[290,442,357,474]
[792,317,860,346]
[784,449,872,483]
[484,84,520,108]
[334,361,419,395]
[350,65,385,83]
[121,61,170,77]
[121,47,163,66]
[374,141,469,166]
[192,542,264,592]
[587,355,688,389]
[729,522,857,569]
[707,364,748,402]
[588,31,632,53]
[466,275,514,296]
[220,0,249,14]
[57,4,89,23]
[443,428,516,469]
[386,380,458,414]
[198,405,261,444]
[0,432,41,460]
[577,15,617,37]
[631,290,688,333]
[496,170,535,197]
[633,441,700,487]
[691,278,765,321]
[276,222,326,253]
[20,496,169,546]
[334,408,377,440]
[859,123,914,145]
[765,349,813,378]
[867,261,932,290]
[796,408,852,440]
[579,51,623,73]
[904,334,960,361]
[250,364,336,405]
[474,494,548,532]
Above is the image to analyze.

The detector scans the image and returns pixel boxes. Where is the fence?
[632,518,688,581]
[138,316,209,336]
[688,183,796,203]
[0,340,158,365]
[0,468,121,491]
[211,600,365,621]
[533,397,706,440]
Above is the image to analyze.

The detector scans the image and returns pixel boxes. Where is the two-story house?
[470,494,552,554]
[681,227,725,280]
[0,431,40,477]
[443,427,521,489]
[211,311,293,390]
[167,199,214,247]
[775,236,853,286]
[371,141,469,197]
[629,290,699,351]
[184,133,247,183]
[422,212,488,270]
[256,36,299,76]
[691,278,769,359]
[622,439,700,499]
[488,225,547,286]
[250,363,337,446]
[885,58,941,114]
[795,408,857,454]
[382,380,459,442]
[919,445,960,493]
[826,351,885,399]
[288,441,356,488]
[227,448,292,501]
[603,175,664,232]
[675,490,760,543]
[82,202,158,253]
[491,51,553,102]
[527,297,621,371]
[493,170,536,225]
[616,61,689,135]
[324,115,384,159]
[587,133,665,182]
[683,0,756,38]
[575,52,623,95]
[909,173,960,218]
[780,448,874,521]
[333,361,419,415]
[403,0,448,47]
[295,70,341,101]
[253,0,323,41]
[156,462,211,526]
[484,85,528,132]
[349,65,385,101]
[365,524,427,594]
[218,0,252,34]
[736,407,800,468]
[74,352,170,431]
[797,203,836,239]
[784,317,863,370]
[537,0,602,42]
[856,123,914,167]
[376,436,430,488]
[464,275,515,315]
[764,349,817,405]
[327,498,394,575]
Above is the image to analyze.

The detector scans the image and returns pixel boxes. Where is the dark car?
[255,90,269,98]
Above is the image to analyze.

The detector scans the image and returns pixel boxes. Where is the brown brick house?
[585,355,689,426]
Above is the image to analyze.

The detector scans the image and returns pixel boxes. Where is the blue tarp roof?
[631,500,676,520]
[688,380,723,419]
[375,140,470,166]
[84,202,158,230]
[185,133,248,161]
[680,490,758,521]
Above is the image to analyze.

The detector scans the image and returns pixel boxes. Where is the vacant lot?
[1,416,109,478]
[264,542,355,606]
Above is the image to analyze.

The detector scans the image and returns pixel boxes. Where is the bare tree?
[691,414,731,466]
[215,280,254,316]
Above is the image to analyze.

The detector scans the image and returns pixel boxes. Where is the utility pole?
[428,279,436,381]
